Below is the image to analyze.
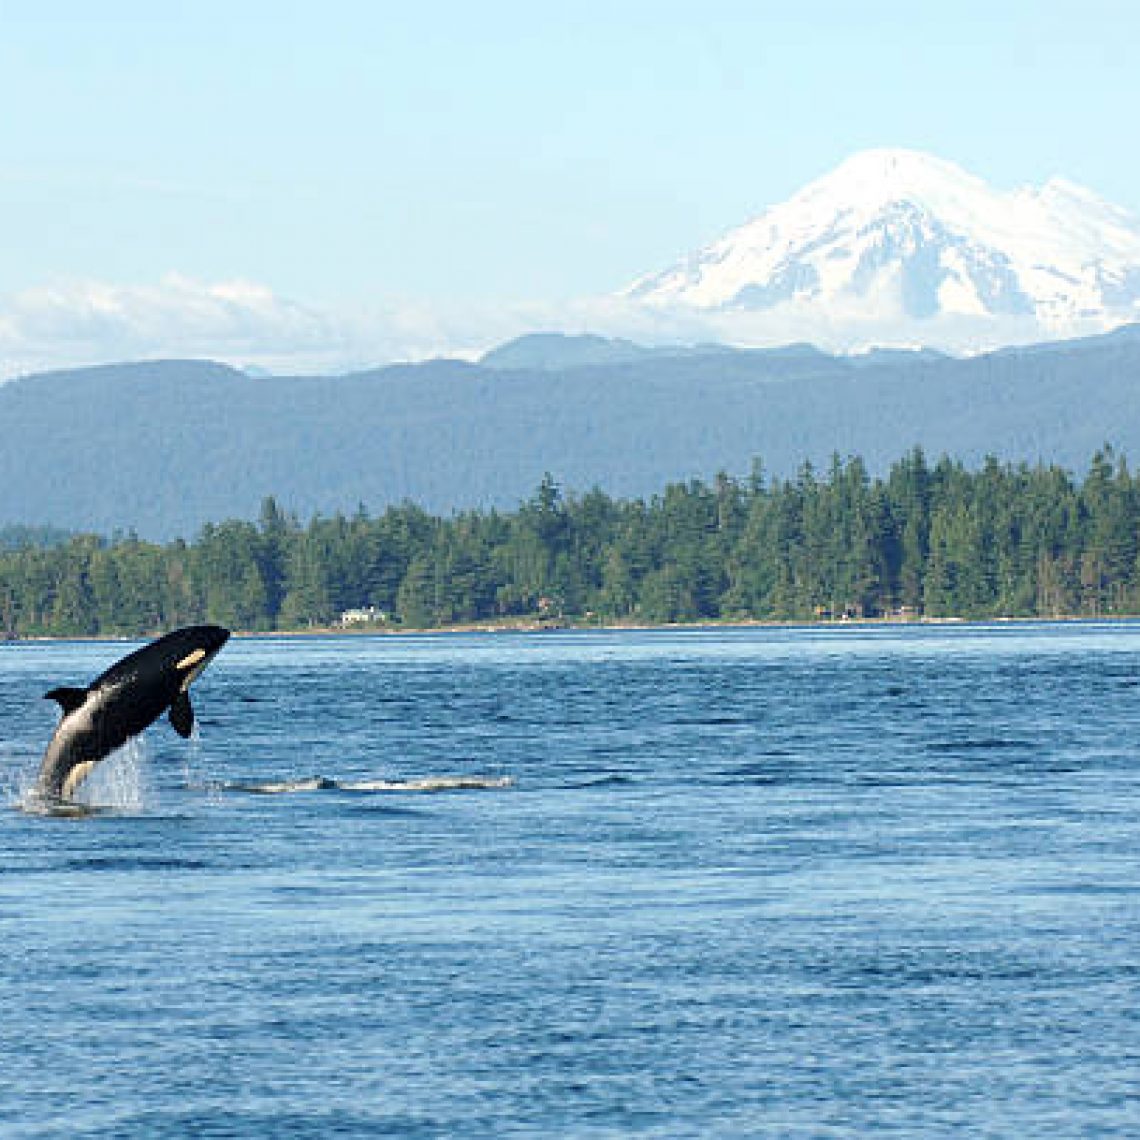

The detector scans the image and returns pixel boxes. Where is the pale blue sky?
[0,1,1135,370]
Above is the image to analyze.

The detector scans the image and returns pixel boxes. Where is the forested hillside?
[2,325,1140,538]
[2,448,1139,637]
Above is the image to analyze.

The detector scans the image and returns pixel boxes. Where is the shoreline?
[6,611,1140,644]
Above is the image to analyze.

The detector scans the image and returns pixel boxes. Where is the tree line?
[4,447,1140,637]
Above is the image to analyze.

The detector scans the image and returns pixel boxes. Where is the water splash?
[76,736,152,812]
[0,745,36,810]
[180,723,224,803]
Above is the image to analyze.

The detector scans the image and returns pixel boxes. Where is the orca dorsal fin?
[44,687,88,715]
[169,692,195,738]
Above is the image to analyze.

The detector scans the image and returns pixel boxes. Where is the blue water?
[2,624,1139,1136]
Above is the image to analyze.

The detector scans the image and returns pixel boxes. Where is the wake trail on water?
[7,729,511,814]
[225,774,515,795]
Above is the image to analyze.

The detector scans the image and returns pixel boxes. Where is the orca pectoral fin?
[44,687,88,715]
[169,692,195,738]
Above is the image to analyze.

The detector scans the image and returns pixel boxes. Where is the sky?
[0,1,1136,375]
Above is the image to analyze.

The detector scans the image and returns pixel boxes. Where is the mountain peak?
[624,149,1140,351]
[806,148,986,203]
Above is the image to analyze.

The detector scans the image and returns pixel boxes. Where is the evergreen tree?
[7,449,1140,636]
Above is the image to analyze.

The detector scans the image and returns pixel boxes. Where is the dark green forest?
[4,448,1140,637]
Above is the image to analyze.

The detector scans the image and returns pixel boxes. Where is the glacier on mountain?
[623,149,1140,351]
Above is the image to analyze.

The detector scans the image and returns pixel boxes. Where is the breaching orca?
[32,624,230,803]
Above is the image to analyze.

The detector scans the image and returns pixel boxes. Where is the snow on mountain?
[623,149,1140,351]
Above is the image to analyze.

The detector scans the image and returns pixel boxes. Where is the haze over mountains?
[3,324,1140,539]
[624,149,1140,352]
[3,149,1139,378]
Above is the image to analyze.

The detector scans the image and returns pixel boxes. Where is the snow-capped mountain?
[623,149,1140,351]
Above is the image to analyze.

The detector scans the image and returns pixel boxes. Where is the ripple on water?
[3,625,1140,1137]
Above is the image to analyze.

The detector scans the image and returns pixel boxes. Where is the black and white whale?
[32,624,230,803]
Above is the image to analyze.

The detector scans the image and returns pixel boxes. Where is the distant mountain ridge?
[2,327,1140,539]
[624,149,1140,350]
[479,333,735,371]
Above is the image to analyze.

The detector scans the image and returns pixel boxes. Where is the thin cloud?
[0,272,1119,383]
[0,275,554,378]
[0,275,355,378]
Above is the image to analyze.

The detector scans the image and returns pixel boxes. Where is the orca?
[32,624,230,803]
[225,774,514,794]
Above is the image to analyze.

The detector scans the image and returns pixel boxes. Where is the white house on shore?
[337,606,387,626]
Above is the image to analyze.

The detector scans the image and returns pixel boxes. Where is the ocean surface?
[2,623,1139,1137]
